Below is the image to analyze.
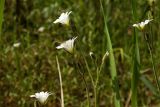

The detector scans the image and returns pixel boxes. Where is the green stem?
[94,61,104,107]
[84,56,98,107]
[34,101,37,107]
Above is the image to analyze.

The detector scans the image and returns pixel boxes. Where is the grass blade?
[0,0,5,45]
[100,0,121,107]
[131,0,140,107]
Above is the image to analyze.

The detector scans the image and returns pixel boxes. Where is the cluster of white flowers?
[30,11,73,105]
[29,9,153,106]
[53,11,77,54]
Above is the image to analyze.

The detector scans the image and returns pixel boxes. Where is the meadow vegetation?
[1,0,160,107]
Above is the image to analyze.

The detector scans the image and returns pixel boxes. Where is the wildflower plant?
[133,19,160,93]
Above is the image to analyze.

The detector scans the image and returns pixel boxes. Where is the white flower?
[13,42,21,48]
[133,19,153,30]
[38,26,45,32]
[30,91,52,104]
[56,36,77,54]
[54,11,72,25]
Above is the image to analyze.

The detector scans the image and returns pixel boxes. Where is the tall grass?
[131,0,140,106]
[100,0,121,107]
[0,0,5,46]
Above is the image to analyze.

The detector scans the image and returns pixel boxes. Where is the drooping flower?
[13,42,21,48]
[89,52,94,57]
[54,11,72,26]
[133,19,153,30]
[102,51,109,62]
[30,91,52,104]
[56,36,77,54]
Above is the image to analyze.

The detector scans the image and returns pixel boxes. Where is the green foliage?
[1,0,160,107]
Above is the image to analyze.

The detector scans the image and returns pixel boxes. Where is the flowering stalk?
[88,52,99,107]
[34,101,37,107]
[56,56,64,107]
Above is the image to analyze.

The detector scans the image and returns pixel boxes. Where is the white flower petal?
[144,19,153,25]
[53,19,60,23]
[30,95,35,98]
[133,24,138,27]
[67,11,72,15]
[56,45,64,49]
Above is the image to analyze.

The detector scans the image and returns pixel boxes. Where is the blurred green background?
[1,0,160,107]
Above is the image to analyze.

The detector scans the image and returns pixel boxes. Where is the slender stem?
[144,32,160,92]
[34,101,37,107]
[94,63,103,107]
[84,56,98,107]
[56,56,64,107]
[84,58,95,89]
